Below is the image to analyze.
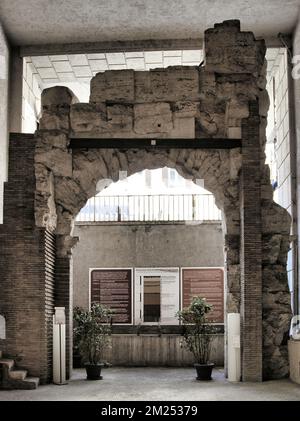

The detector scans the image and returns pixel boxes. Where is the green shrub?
[73,304,113,365]
[176,296,217,364]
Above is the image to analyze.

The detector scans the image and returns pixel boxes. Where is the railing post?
[93,196,95,222]
[192,194,196,221]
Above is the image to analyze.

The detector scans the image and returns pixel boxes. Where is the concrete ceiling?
[24,48,279,103]
[25,49,203,102]
[29,50,203,84]
[0,0,299,46]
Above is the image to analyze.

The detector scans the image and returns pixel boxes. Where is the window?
[135,268,180,325]
[90,267,224,326]
[143,276,161,322]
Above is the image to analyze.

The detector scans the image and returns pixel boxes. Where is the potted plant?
[73,312,83,368]
[73,303,113,380]
[176,296,217,380]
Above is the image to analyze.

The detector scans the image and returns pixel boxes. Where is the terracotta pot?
[194,363,214,380]
[85,363,104,380]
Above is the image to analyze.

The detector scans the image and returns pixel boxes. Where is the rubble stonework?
[34,20,291,380]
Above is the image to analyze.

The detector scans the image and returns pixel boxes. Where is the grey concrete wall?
[0,23,9,224]
[72,222,224,309]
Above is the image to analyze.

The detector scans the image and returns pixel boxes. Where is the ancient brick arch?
[0,20,291,384]
[69,146,241,314]
[61,147,240,239]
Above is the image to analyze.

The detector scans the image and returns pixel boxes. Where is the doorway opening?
[71,167,225,368]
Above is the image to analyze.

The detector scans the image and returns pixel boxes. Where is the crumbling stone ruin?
[15,19,292,381]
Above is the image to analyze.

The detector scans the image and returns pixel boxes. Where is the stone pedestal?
[288,340,300,384]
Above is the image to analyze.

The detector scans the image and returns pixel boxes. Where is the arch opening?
[71,165,227,369]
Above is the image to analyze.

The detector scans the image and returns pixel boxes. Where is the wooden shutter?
[182,268,224,323]
[160,269,180,325]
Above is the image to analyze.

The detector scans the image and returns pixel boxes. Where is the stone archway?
[30,19,291,382]
[36,140,243,377]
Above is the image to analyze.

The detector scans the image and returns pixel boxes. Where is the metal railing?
[76,194,221,222]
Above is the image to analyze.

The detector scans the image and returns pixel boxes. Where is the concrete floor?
[0,367,300,401]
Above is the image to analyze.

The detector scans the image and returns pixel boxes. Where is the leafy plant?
[73,304,113,365]
[176,296,217,364]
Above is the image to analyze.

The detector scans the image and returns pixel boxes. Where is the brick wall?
[44,229,55,382]
[0,133,54,384]
[240,102,262,381]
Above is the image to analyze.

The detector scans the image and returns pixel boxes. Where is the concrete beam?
[19,39,204,57]
[19,37,285,57]
[69,138,242,150]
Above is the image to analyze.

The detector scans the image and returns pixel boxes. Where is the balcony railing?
[76,194,222,222]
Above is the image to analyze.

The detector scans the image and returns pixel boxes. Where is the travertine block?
[70,103,107,133]
[173,101,199,118]
[169,117,195,138]
[134,103,173,134]
[41,86,78,109]
[35,147,72,177]
[36,132,69,149]
[39,111,69,131]
[227,127,241,139]
[107,104,133,132]
[90,70,135,103]
[135,67,200,103]
[204,20,266,75]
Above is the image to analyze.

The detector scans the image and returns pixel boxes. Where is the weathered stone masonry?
[0,20,292,382]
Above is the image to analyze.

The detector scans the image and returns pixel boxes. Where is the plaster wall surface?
[0,23,9,224]
[293,14,300,313]
[22,58,41,133]
[0,0,299,45]
[72,222,223,309]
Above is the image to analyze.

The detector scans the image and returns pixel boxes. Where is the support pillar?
[55,238,72,379]
[240,101,263,381]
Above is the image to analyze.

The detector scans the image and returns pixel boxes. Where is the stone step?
[1,376,40,390]
[0,359,15,370]
[9,369,27,380]
[23,377,40,389]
